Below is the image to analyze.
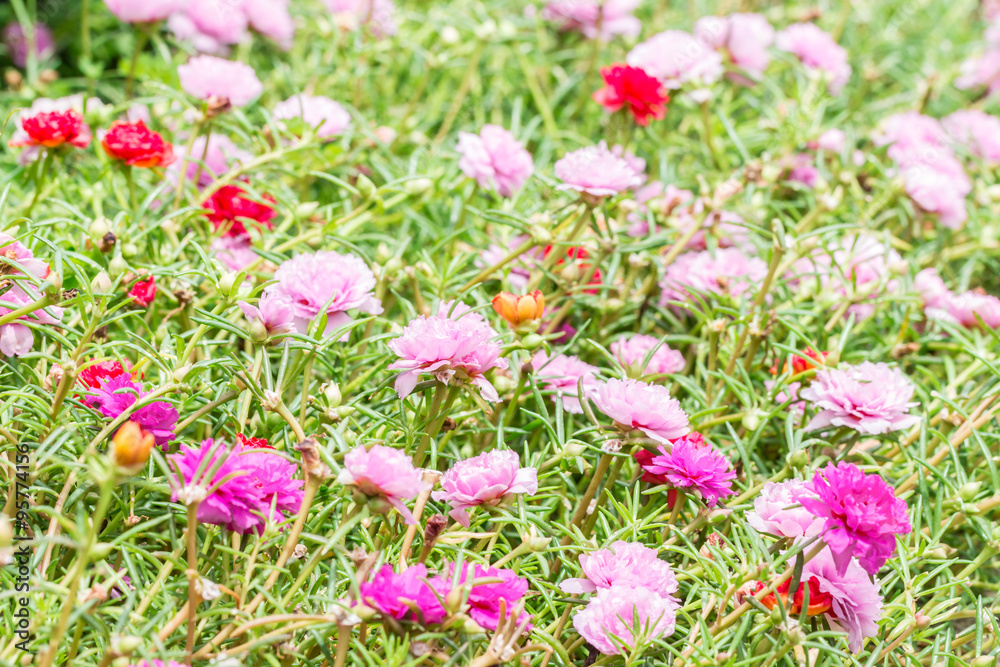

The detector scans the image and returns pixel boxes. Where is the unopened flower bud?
[741,409,764,432]
[112,636,142,656]
[108,256,128,278]
[958,481,983,502]
[559,263,581,283]
[404,178,433,195]
[522,527,551,552]
[322,382,343,407]
[91,271,112,293]
[786,449,810,469]
[90,217,111,239]
[112,421,154,473]
[355,174,377,201]
[43,271,62,299]
[492,290,545,333]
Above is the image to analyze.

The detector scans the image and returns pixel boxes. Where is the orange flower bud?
[491,290,545,331]
[112,421,154,472]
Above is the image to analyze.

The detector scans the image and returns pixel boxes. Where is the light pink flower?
[890,143,971,229]
[238,292,296,338]
[387,315,508,402]
[943,109,1000,163]
[432,450,537,527]
[747,479,824,538]
[592,378,689,444]
[168,0,248,53]
[560,541,678,599]
[956,49,1000,95]
[337,445,428,525]
[695,13,774,78]
[211,235,258,271]
[914,268,952,312]
[2,22,55,67]
[178,56,263,106]
[627,30,725,93]
[775,23,851,94]
[541,0,641,40]
[643,436,736,507]
[572,584,678,656]
[812,128,846,153]
[801,362,919,435]
[799,546,884,653]
[872,111,947,150]
[787,153,820,188]
[266,251,382,337]
[104,0,188,22]
[475,233,543,290]
[129,660,191,667]
[658,247,768,306]
[273,95,351,139]
[944,291,1000,328]
[169,134,252,189]
[531,351,600,413]
[0,233,64,357]
[243,0,295,49]
[324,0,397,38]
[457,125,534,197]
[555,142,644,196]
[611,334,685,377]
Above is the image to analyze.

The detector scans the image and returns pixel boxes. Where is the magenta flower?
[644,435,736,507]
[432,450,537,527]
[448,562,532,631]
[799,462,912,575]
[168,134,251,189]
[273,95,351,139]
[591,378,689,444]
[560,541,678,599]
[695,13,774,79]
[747,479,824,539]
[0,233,64,357]
[944,109,1000,164]
[799,546,884,652]
[239,292,296,339]
[336,445,427,525]
[87,374,179,447]
[236,442,304,525]
[800,362,919,435]
[168,0,248,54]
[627,30,724,96]
[170,439,267,533]
[775,23,851,94]
[387,314,508,402]
[457,125,534,197]
[360,564,448,624]
[324,0,397,38]
[531,351,600,414]
[611,334,685,377]
[658,247,768,307]
[554,142,644,197]
[572,584,678,656]
[541,0,641,41]
[2,22,55,68]
[178,56,263,106]
[103,0,188,23]
[266,251,383,338]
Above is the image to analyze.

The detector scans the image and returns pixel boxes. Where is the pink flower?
[943,109,1000,163]
[476,234,543,290]
[800,362,919,436]
[610,334,685,377]
[324,0,397,38]
[787,153,820,188]
[2,22,55,67]
[695,13,774,78]
[658,247,768,307]
[891,143,971,229]
[170,440,267,533]
[168,0,248,53]
[87,374,179,447]
[812,128,846,153]
[178,56,263,107]
[627,30,725,95]
[435,299,488,326]
[799,462,912,575]
[211,235,258,271]
[747,479,824,539]
[360,564,448,624]
[531,351,600,413]
[799,546,884,652]
[915,268,1000,328]
[266,251,382,338]
[592,378,689,444]
[457,125,534,197]
[432,450,537,527]
[644,435,736,507]
[775,23,851,94]
[0,233,63,357]
[956,49,1000,95]
[238,292,296,339]
[242,0,295,49]
[873,111,947,150]
[572,584,678,655]
[914,267,952,312]
[560,540,678,599]
[448,562,532,631]
[103,0,189,23]
[168,134,252,189]
[555,142,644,197]
[541,0,641,40]
[273,95,351,138]
[336,445,428,525]
[387,315,508,402]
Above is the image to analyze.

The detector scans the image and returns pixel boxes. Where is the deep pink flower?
[178,56,263,107]
[387,315,508,402]
[800,362,919,435]
[747,479,824,539]
[627,30,724,95]
[2,22,55,68]
[336,445,427,525]
[87,374,179,447]
[266,251,382,337]
[775,23,851,94]
[360,563,447,624]
[432,450,537,527]
[560,540,678,599]
[555,142,644,196]
[541,0,640,40]
[799,462,912,575]
[0,233,63,357]
[572,584,678,656]
[238,292,296,339]
[591,378,689,444]
[170,439,267,533]
[129,277,157,308]
[235,442,304,525]
[103,0,189,23]
[644,435,736,507]
[168,134,252,189]
[448,562,532,631]
[695,13,774,79]
[324,0,397,38]
[787,153,820,188]
[531,351,600,414]
[611,335,685,377]
[658,247,768,307]
[457,125,534,197]
[943,109,1000,164]
[273,95,351,139]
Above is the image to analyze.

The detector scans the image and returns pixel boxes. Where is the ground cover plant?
[1,0,1000,666]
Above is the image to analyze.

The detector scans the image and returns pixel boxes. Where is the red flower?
[77,360,129,389]
[769,348,827,376]
[593,64,669,126]
[236,432,273,449]
[203,185,277,237]
[101,120,176,168]
[543,246,604,294]
[761,576,834,617]
[129,277,156,308]
[11,109,92,148]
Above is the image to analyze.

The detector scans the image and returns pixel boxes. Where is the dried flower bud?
[423,513,447,548]
[206,95,232,117]
[295,437,332,481]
